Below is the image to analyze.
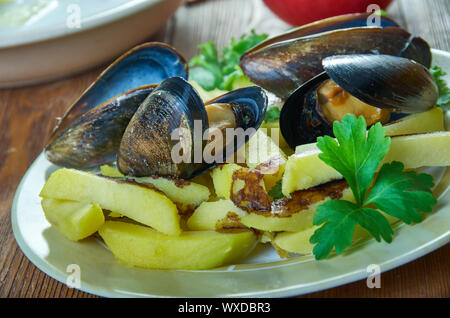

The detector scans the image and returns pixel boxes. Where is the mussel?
[248,12,399,51]
[117,77,267,179]
[45,42,188,168]
[279,54,439,149]
[240,13,431,99]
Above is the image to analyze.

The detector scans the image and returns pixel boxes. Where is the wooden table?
[0,0,449,298]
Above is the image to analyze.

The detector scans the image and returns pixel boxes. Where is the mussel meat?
[117,77,267,179]
[45,42,188,168]
[240,13,431,99]
[280,54,439,149]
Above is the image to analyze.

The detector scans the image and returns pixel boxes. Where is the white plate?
[11,49,450,298]
[0,0,182,87]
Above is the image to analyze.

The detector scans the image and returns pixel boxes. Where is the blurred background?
[0,0,448,87]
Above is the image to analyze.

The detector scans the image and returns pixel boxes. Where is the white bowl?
[0,0,183,88]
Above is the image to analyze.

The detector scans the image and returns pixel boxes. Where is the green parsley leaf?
[365,161,436,224]
[188,41,223,91]
[312,200,394,259]
[268,179,284,199]
[310,193,394,259]
[310,114,437,260]
[264,107,281,122]
[189,30,268,91]
[311,200,360,259]
[354,207,393,243]
[316,115,391,206]
[430,65,450,109]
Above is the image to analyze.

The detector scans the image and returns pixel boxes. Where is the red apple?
[263,0,393,26]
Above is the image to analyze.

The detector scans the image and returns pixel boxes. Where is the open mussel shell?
[280,72,332,149]
[203,86,268,169]
[240,25,431,99]
[46,85,157,168]
[45,42,188,169]
[117,77,207,179]
[117,77,267,179]
[322,55,438,112]
[249,12,399,53]
[280,54,439,150]
[205,86,267,131]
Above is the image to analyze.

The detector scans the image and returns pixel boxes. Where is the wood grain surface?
[0,0,449,298]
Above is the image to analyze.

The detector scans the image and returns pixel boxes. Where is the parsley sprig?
[264,107,281,122]
[310,114,437,260]
[189,30,268,91]
[430,65,450,109]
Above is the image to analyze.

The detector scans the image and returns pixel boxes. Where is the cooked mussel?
[45,42,188,168]
[249,12,399,53]
[117,77,267,179]
[240,14,431,99]
[280,54,439,149]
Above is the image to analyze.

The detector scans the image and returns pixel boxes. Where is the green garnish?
[268,179,284,200]
[430,65,450,109]
[264,107,281,122]
[310,114,437,260]
[189,30,268,91]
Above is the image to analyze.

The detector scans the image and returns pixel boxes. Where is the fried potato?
[40,168,181,236]
[260,120,293,156]
[245,129,287,190]
[41,198,104,241]
[100,165,210,214]
[241,181,353,232]
[383,107,444,136]
[210,164,242,199]
[187,199,246,231]
[99,221,258,270]
[283,131,450,196]
[274,212,399,255]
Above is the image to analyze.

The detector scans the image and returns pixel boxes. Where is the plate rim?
[0,0,166,48]
[10,48,450,298]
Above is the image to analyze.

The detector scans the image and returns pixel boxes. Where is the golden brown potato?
[40,168,181,236]
[99,221,258,270]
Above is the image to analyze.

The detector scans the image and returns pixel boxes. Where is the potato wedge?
[40,168,181,236]
[99,165,125,178]
[99,221,258,270]
[260,120,293,156]
[273,212,399,256]
[187,199,246,231]
[383,107,444,136]
[210,164,242,199]
[283,131,450,196]
[41,198,104,241]
[273,226,318,255]
[241,181,353,232]
[100,165,210,213]
[245,129,287,190]
[188,181,353,233]
[381,132,450,167]
[230,167,272,212]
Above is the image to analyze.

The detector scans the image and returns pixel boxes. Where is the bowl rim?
[0,0,170,49]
